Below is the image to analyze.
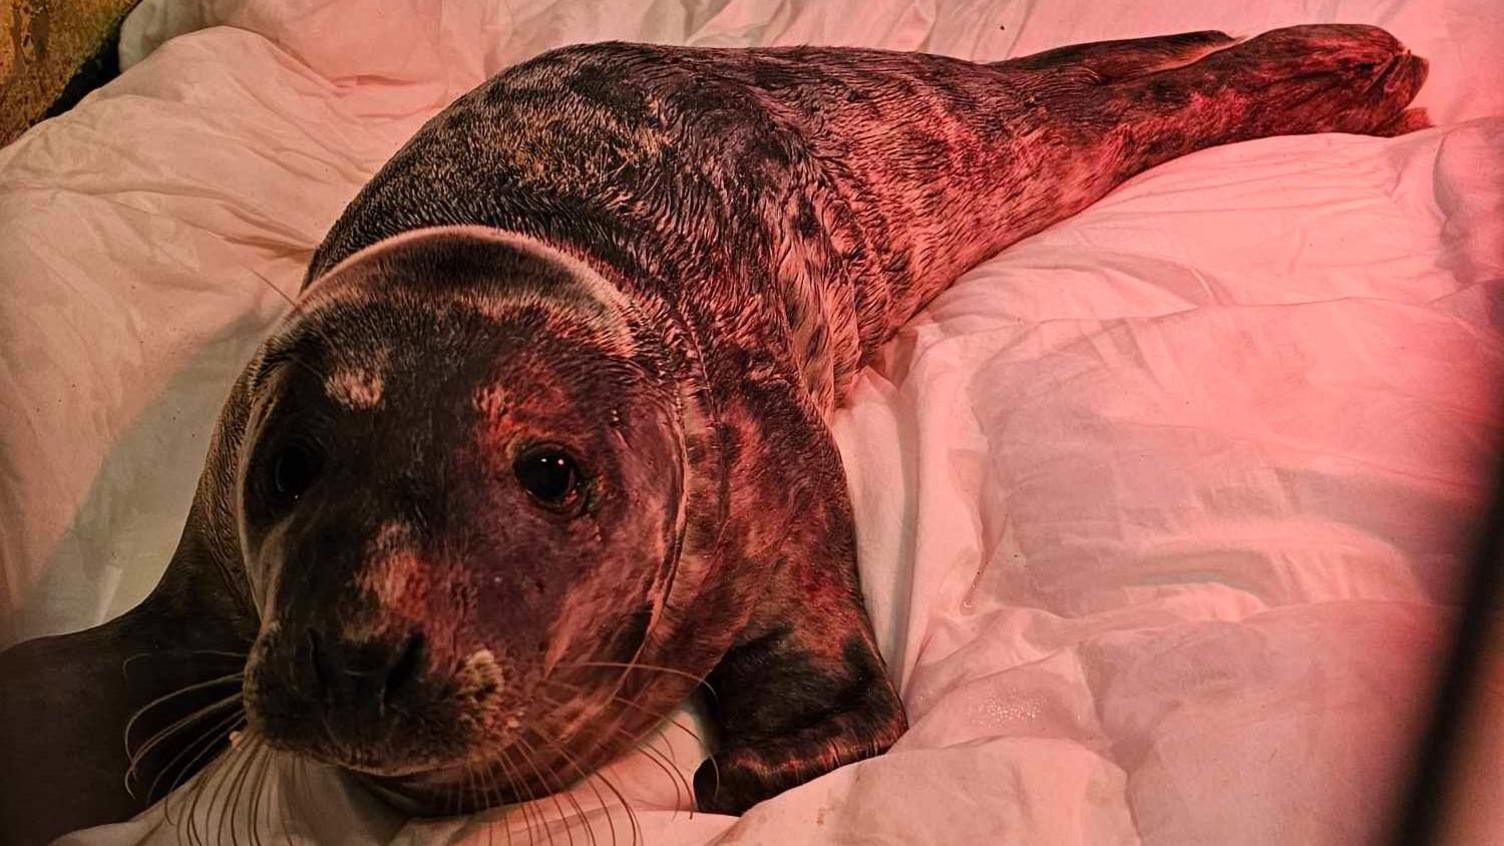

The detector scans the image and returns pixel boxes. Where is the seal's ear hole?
[270,439,324,506]
[514,445,584,513]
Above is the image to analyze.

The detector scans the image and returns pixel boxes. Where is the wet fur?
[0,24,1428,845]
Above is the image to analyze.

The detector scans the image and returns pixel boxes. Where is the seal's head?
[238,227,702,813]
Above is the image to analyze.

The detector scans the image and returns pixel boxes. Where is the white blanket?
[3,1,1502,843]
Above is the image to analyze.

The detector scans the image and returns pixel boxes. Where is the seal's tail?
[1081,24,1431,180]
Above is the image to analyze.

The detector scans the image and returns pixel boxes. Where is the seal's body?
[0,25,1428,845]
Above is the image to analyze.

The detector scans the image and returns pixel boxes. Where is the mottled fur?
[0,25,1428,844]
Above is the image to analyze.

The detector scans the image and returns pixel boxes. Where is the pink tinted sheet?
[0,1,1500,843]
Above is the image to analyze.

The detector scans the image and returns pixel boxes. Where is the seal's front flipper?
[0,377,258,846]
[690,392,905,815]
[1004,29,1237,81]
[693,623,905,815]
[0,606,192,845]
[0,512,258,846]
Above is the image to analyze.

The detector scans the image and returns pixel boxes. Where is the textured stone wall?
[1,0,140,146]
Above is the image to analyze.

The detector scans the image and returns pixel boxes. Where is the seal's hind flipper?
[726,24,1429,378]
[1091,24,1431,166]
[689,385,905,815]
[1374,106,1433,136]
[1003,29,1238,81]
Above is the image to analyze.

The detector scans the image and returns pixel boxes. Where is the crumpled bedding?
[2,0,1502,843]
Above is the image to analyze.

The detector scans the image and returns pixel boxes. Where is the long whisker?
[218,730,260,846]
[648,728,695,816]
[554,662,715,699]
[474,760,496,846]
[122,650,248,677]
[481,762,497,846]
[513,734,596,846]
[276,752,295,846]
[463,764,478,835]
[292,758,315,844]
[542,678,707,748]
[497,747,539,846]
[124,671,244,731]
[620,731,688,817]
[125,690,242,796]
[552,665,700,819]
[184,725,248,846]
[251,741,278,846]
[223,733,264,846]
[510,736,570,846]
[124,673,244,757]
[480,757,515,846]
[533,731,640,846]
[535,691,688,819]
[448,766,460,819]
[249,266,301,310]
[478,763,503,846]
[527,731,614,846]
[253,267,361,385]
[267,740,290,842]
[538,682,698,816]
[153,709,245,811]
[215,737,245,846]
[475,762,491,846]
[460,758,478,818]
[176,720,249,846]
[521,747,556,846]
[237,738,266,846]
[281,749,306,842]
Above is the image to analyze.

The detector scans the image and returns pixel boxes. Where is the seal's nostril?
[384,632,425,703]
[306,628,331,698]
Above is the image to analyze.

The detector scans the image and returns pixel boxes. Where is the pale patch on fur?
[327,366,385,409]
[358,521,425,616]
[543,564,631,677]
[242,619,282,703]
[455,648,505,699]
[369,520,409,555]
[543,594,595,674]
[473,384,509,420]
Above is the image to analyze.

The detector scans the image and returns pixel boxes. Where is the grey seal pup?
[0,23,1428,845]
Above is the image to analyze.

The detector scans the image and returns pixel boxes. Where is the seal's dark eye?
[270,441,323,504]
[514,447,582,511]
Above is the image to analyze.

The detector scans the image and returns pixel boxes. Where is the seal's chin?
[269,739,502,815]
[350,756,547,817]
[319,749,456,780]
[252,710,478,784]
[355,763,479,815]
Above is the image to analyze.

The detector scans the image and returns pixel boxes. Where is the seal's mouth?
[340,740,573,816]
[307,744,456,779]
[251,707,553,815]
[360,761,497,814]
[253,714,471,779]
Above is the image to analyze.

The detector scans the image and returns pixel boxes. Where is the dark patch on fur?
[566,61,655,123]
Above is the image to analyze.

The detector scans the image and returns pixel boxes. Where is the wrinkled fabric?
[1,0,1500,843]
